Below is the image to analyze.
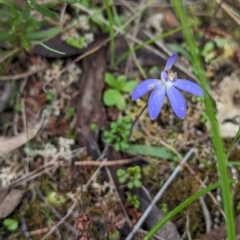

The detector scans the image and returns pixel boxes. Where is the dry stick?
[59,2,67,27]
[0,65,46,81]
[42,200,78,240]
[186,214,192,240]
[199,196,212,232]
[125,148,196,240]
[214,0,240,26]
[72,158,141,166]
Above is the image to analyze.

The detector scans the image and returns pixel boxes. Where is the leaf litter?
[0,1,240,240]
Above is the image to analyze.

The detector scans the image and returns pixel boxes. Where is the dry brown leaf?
[211,71,240,138]
[0,189,24,219]
[0,109,46,157]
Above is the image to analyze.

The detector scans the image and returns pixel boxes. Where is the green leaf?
[103,89,121,106]
[134,180,142,188]
[120,142,129,150]
[66,36,85,49]
[0,9,12,18]
[119,176,127,183]
[110,122,118,129]
[60,0,79,2]
[117,75,127,82]
[26,27,61,40]
[103,130,111,137]
[127,182,134,189]
[168,44,191,61]
[127,144,176,160]
[116,95,126,110]
[0,30,10,41]
[117,169,126,177]
[20,34,31,51]
[105,138,112,144]
[21,5,31,22]
[121,80,138,93]
[3,218,18,232]
[202,41,215,55]
[114,143,121,151]
[35,4,58,19]
[124,116,131,122]
[28,0,37,7]
[104,72,118,88]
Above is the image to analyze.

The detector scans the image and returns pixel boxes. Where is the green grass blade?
[36,42,65,55]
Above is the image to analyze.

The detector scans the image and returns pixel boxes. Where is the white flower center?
[165,81,173,88]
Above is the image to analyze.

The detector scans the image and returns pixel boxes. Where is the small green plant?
[103,116,132,151]
[109,230,120,240]
[117,166,142,189]
[3,218,18,232]
[90,123,98,131]
[160,202,168,214]
[66,107,76,118]
[200,111,208,123]
[0,0,60,51]
[66,36,86,49]
[46,191,66,206]
[103,72,138,110]
[126,192,140,209]
[45,90,55,102]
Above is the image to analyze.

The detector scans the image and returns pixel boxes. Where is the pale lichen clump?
[0,166,17,187]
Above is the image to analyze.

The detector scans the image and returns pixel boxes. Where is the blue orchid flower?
[132,53,204,120]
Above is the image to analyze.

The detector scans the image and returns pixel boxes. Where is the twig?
[214,0,240,26]
[199,196,212,232]
[72,157,141,166]
[129,104,148,139]
[186,213,192,240]
[0,65,46,81]
[59,2,67,27]
[125,148,196,240]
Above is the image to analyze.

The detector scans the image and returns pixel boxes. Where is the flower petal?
[164,53,178,70]
[148,85,166,120]
[166,86,186,119]
[173,79,204,97]
[132,79,160,100]
[161,71,168,83]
